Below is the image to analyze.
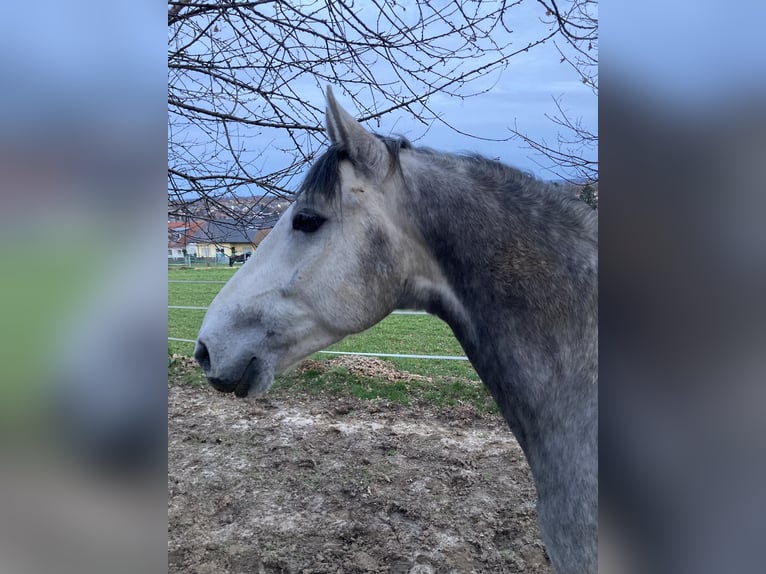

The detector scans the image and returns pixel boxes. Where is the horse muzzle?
[194,340,276,398]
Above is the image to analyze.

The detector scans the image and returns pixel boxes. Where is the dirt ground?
[168,366,551,573]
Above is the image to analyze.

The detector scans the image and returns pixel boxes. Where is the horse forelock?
[298,143,346,205]
[298,136,411,207]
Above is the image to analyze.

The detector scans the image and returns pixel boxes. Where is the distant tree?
[168,0,598,222]
[579,183,598,209]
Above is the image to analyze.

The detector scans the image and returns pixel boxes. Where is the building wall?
[175,228,272,260]
[194,242,256,258]
[195,243,216,258]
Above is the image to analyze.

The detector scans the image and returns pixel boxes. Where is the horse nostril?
[194,340,211,373]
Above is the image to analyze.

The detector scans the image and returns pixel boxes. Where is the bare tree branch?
[512,0,597,184]
[168,0,598,221]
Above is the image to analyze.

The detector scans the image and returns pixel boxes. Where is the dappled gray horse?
[195,87,597,574]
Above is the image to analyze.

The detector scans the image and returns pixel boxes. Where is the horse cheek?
[356,227,402,315]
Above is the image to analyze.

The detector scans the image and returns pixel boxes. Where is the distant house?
[188,219,273,264]
[168,220,205,259]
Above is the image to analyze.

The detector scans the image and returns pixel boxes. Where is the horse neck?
[397,153,598,460]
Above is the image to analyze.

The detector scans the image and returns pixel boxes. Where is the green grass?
[168,357,496,413]
[168,355,209,388]
[168,267,238,355]
[169,282,225,306]
[276,367,414,403]
[272,367,496,412]
[169,267,239,282]
[168,265,489,410]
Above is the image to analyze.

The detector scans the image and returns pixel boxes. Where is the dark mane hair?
[298,135,411,204]
[297,135,594,228]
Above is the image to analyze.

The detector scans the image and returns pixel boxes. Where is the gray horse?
[195,87,598,574]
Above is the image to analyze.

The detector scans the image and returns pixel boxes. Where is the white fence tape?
[169,280,228,284]
[169,305,426,316]
[315,350,468,361]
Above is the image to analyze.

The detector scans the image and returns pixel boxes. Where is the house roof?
[188,219,274,246]
[168,218,275,249]
[168,220,205,249]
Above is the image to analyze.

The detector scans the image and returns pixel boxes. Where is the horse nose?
[194,340,238,393]
[194,339,212,374]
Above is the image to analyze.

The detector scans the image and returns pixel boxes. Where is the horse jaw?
[235,355,276,398]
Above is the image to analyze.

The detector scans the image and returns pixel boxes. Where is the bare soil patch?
[169,374,551,573]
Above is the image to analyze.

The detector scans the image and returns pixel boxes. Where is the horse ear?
[325,86,343,145]
[325,86,388,180]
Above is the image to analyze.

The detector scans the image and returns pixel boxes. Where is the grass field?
[168,266,481,382]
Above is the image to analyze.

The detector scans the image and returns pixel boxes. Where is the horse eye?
[292,210,326,233]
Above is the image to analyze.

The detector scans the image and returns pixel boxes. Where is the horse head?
[194,88,430,396]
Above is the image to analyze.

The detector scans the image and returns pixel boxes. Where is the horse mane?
[298,135,595,230]
[415,147,594,221]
